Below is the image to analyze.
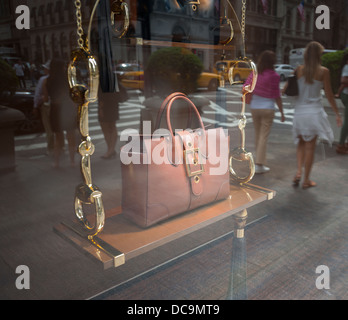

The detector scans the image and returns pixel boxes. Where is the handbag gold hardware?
[184,148,205,177]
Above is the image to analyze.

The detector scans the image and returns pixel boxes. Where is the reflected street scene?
[0,0,347,302]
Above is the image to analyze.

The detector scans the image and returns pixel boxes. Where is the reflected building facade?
[0,0,347,66]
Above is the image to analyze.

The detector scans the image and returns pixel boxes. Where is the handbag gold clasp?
[184,148,205,177]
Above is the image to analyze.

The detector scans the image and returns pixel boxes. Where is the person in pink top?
[244,50,285,174]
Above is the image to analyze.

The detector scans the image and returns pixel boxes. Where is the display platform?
[54,183,275,270]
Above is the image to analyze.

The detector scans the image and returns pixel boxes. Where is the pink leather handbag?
[120,93,230,227]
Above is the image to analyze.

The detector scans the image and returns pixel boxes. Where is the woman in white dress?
[292,42,342,189]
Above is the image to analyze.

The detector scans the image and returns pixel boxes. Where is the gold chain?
[74,0,85,48]
[229,0,256,184]
[69,1,105,237]
[241,0,246,42]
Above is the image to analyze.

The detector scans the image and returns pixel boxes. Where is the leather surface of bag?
[121,93,230,228]
[285,73,298,96]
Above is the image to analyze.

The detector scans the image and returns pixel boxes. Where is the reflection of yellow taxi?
[120,71,221,91]
[214,60,252,82]
[197,72,221,91]
[119,71,144,90]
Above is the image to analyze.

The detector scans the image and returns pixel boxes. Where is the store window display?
[49,0,254,253]
[2,0,348,303]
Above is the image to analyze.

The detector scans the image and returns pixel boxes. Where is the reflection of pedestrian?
[243,50,285,174]
[335,53,348,154]
[98,91,119,159]
[44,59,78,168]
[30,62,37,87]
[33,61,54,155]
[13,60,26,89]
[291,42,342,189]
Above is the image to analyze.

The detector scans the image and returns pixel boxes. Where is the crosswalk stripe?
[219,87,243,96]
[274,119,293,125]
[116,120,140,128]
[15,134,107,152]
[119,109,141,114]
[15,133,45,142]
[15,90,295,154]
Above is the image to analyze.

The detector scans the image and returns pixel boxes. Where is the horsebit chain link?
[72,0,105,238]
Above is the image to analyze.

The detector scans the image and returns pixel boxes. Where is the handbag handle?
[155,92,193,131]
[165,94,206,168]
[165,94,206,138]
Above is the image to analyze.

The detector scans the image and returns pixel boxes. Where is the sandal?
[292,174,301,187]
[302,180,317,189]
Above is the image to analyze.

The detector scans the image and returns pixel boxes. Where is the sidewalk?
[0,123,347,300]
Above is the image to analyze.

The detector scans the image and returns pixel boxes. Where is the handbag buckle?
[184,148,205,177]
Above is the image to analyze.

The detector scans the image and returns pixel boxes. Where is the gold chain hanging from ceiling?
[69,0,104,238]
[229,0,257,184]
[74,0,85,48]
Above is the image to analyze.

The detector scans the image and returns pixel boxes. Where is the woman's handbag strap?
[166,94,205,138]
[155,92,192,130]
